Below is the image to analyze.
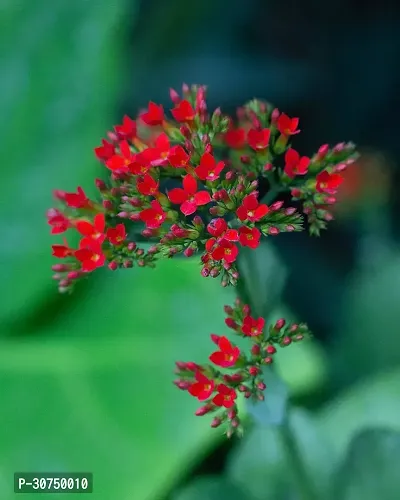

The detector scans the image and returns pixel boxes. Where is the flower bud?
[127,242,137,252]
[51,264,69,272]
[201,267,210,277]
[103,200,114,210]
[268,227,280,236]
[270,200,284,211]
[316,144,329,160]
[249,366,259,376]
[108,261,118,271]
[257,382,266,390]
[184,247,195,258]
[263,356,273,364]
[210,334,220,344]
[227,408,236,419]
[225,318,238,330]
[95,178,107,191]
[284,207,296,215]
[282,336,292,346]
[265,345,276,354]
[242,304,251,316]
[274,318,286,330]
[169,88,180,104]
[271,108,280,125]
[211,417,222,428]
[251,344,261,355]
[195,405,212,416]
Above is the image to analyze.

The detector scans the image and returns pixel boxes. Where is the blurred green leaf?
[331,428,400,500]
[332,252,400,384]
[316,367,400,469]
[173,476,250,500]
[0,260,234,500]
[0,0,129,324]
[227,409,332,500]
[246,366,288,427]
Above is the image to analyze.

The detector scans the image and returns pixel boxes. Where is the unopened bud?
[184,247,195,258]
[257,382,266,390]
[225,318,238,330]
[103,200,113,210]
[263,356,273,364]
[123,260,133,268]
[242,304,251,316]
[268,227,280,236]
[265,345,276,354]
[249,366,259,376]
[317,144,329,160]
[211,417,222,428]
[270,200,284,211]
[282,336,292,346]
[275,318,286,330]
[251,344,261,355]
[169,88,180,104]
[108,261,118,271]
[95,178,107,191]
[201,267,210,277]
[285,207,296,215]
[240,155,251,164]
[195,405,212,416]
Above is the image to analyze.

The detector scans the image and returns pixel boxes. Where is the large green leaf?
[331,428,400,500]
[173,476,251,500]
[0,260,234,500]
[0,0,129,324]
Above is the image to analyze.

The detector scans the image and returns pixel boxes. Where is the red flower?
[94,139,115,161]
[207,218,239,241]
[114,115,137,140]
[140,102,164,126]
[209,336,240,368]
[238,226,261,249]
[210,239,238,264]
[136,173,159,196]
[63,187,90,209]
[76,213,106,243]
[52,242,74,258]
[106,140,137,173]
[168,145,190,168]
[139,200,166,229]
[284,148,310,178]
[47,209,71,234]
[316,171,343,194]
[212,384,237,408]
[248,128,271,150]
[188,371,215,400]
[106,224,126,245]
[168,174,211,216]
[171,99,196,122]
[224,127,246,149]
[277,113,300,136]
[195,153,225,181]
[75,240,105,272]
[137,133,170,167]
[236,194,269,222]
[242,316,265,337]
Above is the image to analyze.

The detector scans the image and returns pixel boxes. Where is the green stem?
[278,417,319,500]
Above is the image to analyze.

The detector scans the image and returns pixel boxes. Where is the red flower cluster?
[174,299,312,436]
[47,84,358,435]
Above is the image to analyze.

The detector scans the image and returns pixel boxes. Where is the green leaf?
[173,476,251,500]
[332,428,400,500]
[246,366,288,426]
[0,260,234,500]
[0,0,128,324]
[316,367,400,468]
[227,409,332,500]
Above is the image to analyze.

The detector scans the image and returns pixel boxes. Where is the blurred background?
[1,0,400,498]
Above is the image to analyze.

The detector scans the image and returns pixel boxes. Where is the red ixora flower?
[247,128,271,150]
[242,315,265,336]
[212,384,237,408]
[277,113,300,136]
[236,193,269,222]
[168,145,190,168]
[284,148,310,178]
[168,174,211,216]
[136,173,159,196]
[106,224,126,245]
[188,371,215,400]
[114,115,137,140]
[238,226,261,249]
[106,140,137,173]
[207,218,239,242]
[139,200,166,229]
[140,102,164,126]
[316,171,343,194]
[76,213,106,243]
[94,139,115,161]
[171,99,196,122]
[52,242,74,258]
[195,153,225,181]
[209,336,240,368]
[54,187,91,209]
[74,240,106,272]
[208,239,238,264]
[224,126,246,149]
[47,208,71,234]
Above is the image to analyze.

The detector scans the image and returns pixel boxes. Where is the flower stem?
[277,417,318,500]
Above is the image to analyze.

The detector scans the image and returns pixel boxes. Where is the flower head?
[168,174,211,216]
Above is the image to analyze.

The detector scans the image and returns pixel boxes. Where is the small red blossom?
[52,243,74,258]
[238,226,261,249]
[168,145,190,168]
[47,209,71,234]
[136,173,159,196]
[224,126,246,149]
[106,224,126,245]
[209,336,240,368]
[211,239,239,264]
[188,371,215,401]
[207,218,239,241]
[195,153,225,181]
[212,384,237,408]
[94,139,115,161]
[236,194,269,222]
[114,115,137,140]
[139,200,166,229]
[168,174,211,216]
[316,171,344,194]
[76,213,106,243]
[106,140,137,173]
[140,102,164,126]
[75,241,106,272]
[140,133,170,167]
[242,315,265,337]
[171,100,196,122]
[247,128,271,150]
[284,148,310,178]
[277,113,300,136]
